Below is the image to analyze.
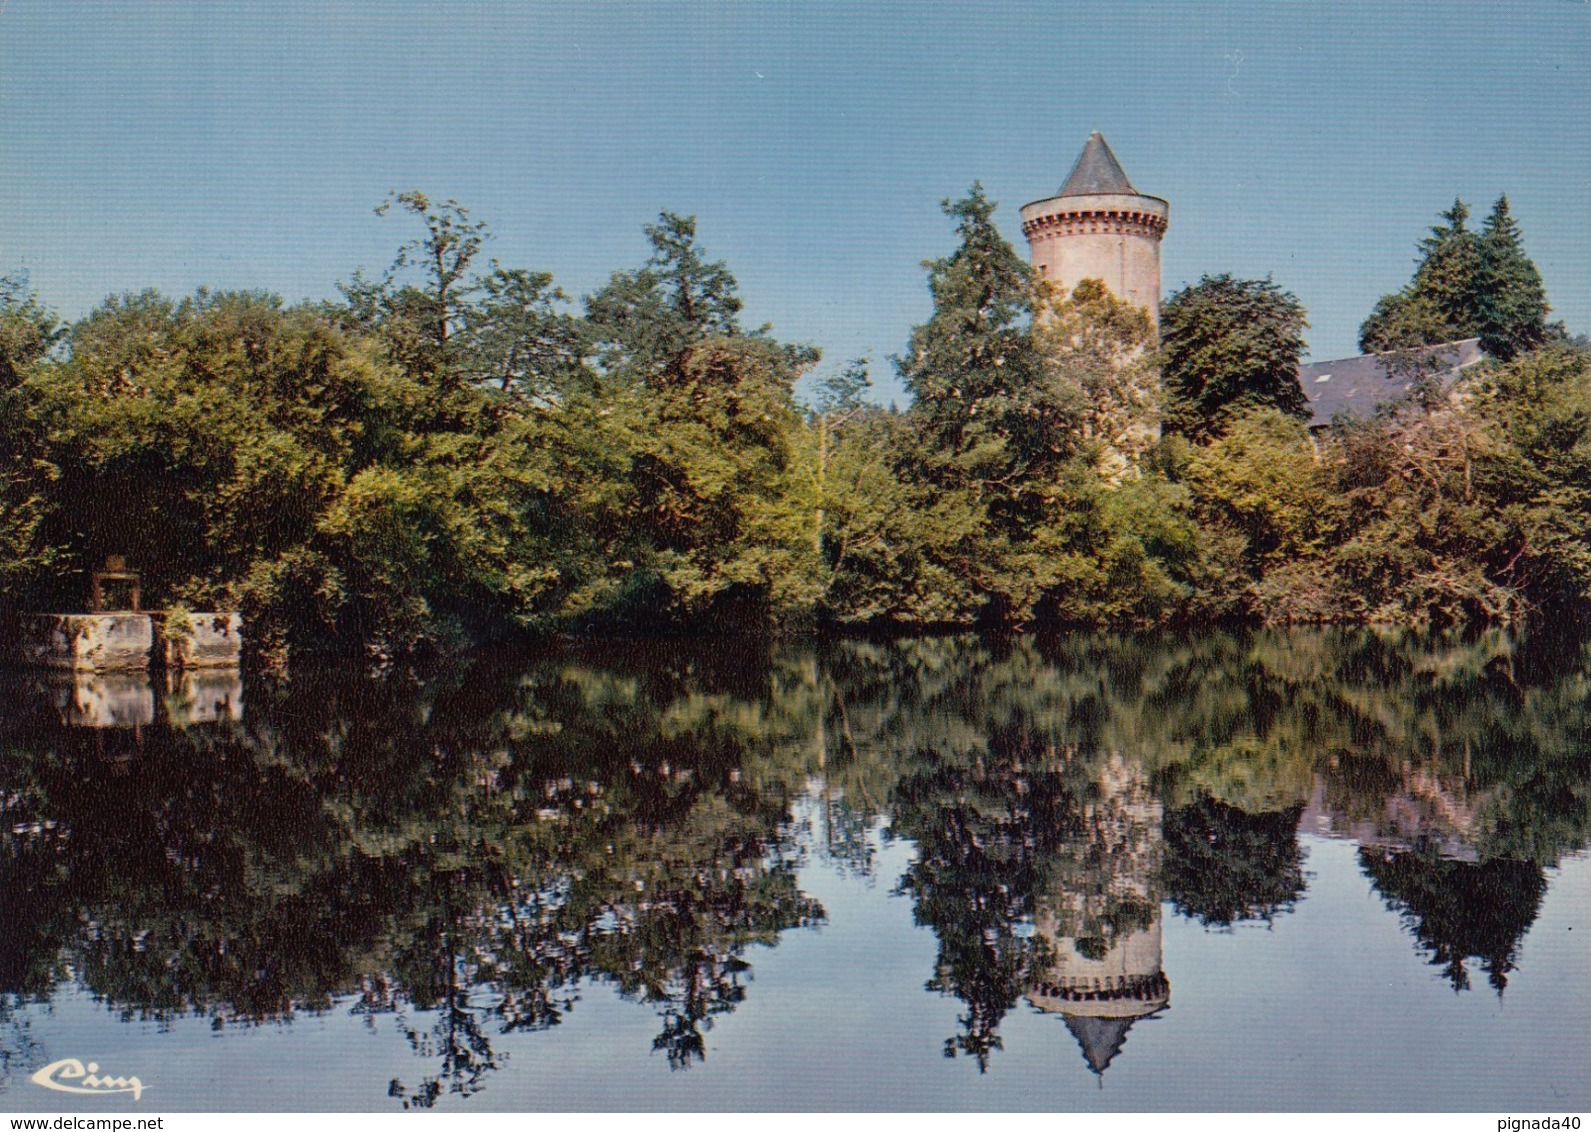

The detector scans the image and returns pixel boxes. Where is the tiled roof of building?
[1299,339,1485,428]
[1058,131,1138,197]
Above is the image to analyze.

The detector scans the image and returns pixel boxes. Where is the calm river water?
[1,629,1587,1111]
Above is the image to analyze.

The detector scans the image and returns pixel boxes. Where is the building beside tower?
[1021,133,1476,430]
[1021,132,1169,329]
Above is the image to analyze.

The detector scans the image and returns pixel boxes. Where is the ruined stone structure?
[11,555,243,672]
[19,613,155,672]
[1021,132,1168,329]
[151,611,245,670]
[16,610,242,673]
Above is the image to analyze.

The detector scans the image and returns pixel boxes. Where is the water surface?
[1,629,1587,1110]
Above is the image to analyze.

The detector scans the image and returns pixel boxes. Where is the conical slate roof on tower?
[1021,129,1168,331]
[1062,1014,1140,1077]
[1057,131,1138,197]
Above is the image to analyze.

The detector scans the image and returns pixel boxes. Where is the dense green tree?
[1360,201,1481,352]
[3,182,1587,645]
[886,187,1091,627]
[1359,196,1552,360]
[576,216,824,629]
[1465,345,1591,613]
[0,277,64,603]
[586,212,749,384]
[609,336,823,628]
[455,265,590,402]
[814,409,984,624]
[1160,274,1310,439]
[898,184,1042,460]
[0,275,61,390]
[18,289,599,658]
[1475,196,1550,361]
[342,192,491,398]
[1033,277,1154,478]
[1357,288,1454,357]
[1327,407,1517,623]
[1413,200,1485,334]
[1302,343,1591,625]
[809,357,872,555]
[1183,407,1342,585]
[898,184,1038,506]
[821,193,1259,630]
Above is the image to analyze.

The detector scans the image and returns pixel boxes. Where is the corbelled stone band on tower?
[1021,132,1168,328]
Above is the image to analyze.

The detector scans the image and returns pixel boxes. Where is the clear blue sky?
[3,1,1587,404]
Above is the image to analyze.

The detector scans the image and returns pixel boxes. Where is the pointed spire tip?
[1058,132,1138,197]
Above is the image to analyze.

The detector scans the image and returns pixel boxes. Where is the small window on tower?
[1038,264,1048,277]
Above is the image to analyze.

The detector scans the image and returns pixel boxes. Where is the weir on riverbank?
[14,610,244,671]
[7,557,243,673]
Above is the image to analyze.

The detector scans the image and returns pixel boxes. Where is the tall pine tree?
[1412,198,1483,334]
[897,183,1040,461]
[1360,199,1481,353]
[1360,196,1551,360]
[1475,195,1549,360]
[585,212,750,386]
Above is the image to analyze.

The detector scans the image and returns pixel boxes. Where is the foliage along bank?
[0,188,1586,662]
[4,628,1586,1088]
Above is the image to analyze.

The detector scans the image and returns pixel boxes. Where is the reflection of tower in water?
[1027,752,1168,1079]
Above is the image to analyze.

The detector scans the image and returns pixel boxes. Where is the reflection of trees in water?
[1,625,1588,1096]
[890,725,1084,1069]
[1298,628,1591,867]
[0,1000,44,1102]
[1161,797,1305,928]
[887,732,1175,1077]
[816,627,1591,1066]
[1360,849,1546,994]
[0,649,825,1104]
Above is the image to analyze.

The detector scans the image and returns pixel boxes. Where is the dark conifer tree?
[1411,198,1484,336]
[1359,199,1482,353]
[585,212,750,386]
[1360,196,1552,360]
[1475,195,1550,360]
[897,183,1040,458]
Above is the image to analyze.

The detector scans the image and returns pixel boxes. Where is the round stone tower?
[1021,132,1168,329]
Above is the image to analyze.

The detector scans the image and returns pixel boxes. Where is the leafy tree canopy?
[897,183,1041,461]
[1160,274,1310,439]
[0,274,63,389]
[586,212,753,384]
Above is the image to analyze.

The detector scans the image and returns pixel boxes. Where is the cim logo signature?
[30,1058,147,1101]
